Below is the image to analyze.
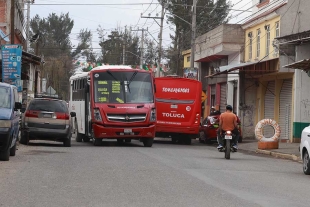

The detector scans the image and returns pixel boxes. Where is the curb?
[256,149,301,162]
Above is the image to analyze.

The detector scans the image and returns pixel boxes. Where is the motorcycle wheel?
[225,139,230,159]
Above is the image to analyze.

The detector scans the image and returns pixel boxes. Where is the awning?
[283,59,310,71]
[0,30,10,42]
[205,57,279,78]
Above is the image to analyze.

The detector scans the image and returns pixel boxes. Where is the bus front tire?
[93,138,102,146]
[143,138,154,147]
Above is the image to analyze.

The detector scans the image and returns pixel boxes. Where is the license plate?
[225,135,232,140]
[43,114,52,118]
[124,129,132,133]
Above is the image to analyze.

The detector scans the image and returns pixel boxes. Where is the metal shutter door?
[220,83,227,112]
[279,79,292,140]
[264,81,275,138]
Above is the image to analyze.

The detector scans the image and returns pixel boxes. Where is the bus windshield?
[93,71,153,104]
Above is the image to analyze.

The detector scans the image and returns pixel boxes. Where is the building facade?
[0,0,41,107]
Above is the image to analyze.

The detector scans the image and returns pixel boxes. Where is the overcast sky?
[29,0,253,55]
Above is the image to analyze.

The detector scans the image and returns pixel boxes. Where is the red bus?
[69,66,156,147]
[154,77,202,144]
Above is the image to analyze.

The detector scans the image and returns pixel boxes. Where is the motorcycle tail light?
[226,131,232,135]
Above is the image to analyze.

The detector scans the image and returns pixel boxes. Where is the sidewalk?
[238,139,301,162]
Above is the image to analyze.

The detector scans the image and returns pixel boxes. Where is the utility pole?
[131,28,147,69]
[26,0,31,52]
[122,43,125,65]
[190,0,197,68]
[157,2,165,77]
[10,0,15,44]
[141,1,165,77]
[140,29,145,68]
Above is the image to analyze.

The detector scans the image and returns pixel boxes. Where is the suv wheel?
[20,131,29,145]
[303,150,310,175]
[10,142,17,156]
[0,148,10,161]
[63,137,71,147]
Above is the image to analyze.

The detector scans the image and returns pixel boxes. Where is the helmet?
[226,105,233,111]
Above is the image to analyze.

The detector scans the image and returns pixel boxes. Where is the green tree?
[160,0,231,75]
[29,13,74,101]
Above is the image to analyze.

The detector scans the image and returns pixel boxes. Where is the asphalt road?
[0,138,309,207]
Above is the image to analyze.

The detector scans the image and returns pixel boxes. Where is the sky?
[29,0,253,59]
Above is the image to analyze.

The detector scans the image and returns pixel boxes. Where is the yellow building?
[181,49,191,68]
[241,2,294,142]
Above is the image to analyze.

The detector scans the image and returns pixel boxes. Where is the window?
[266,25,270,56]
[248,32,253,60]
[259,0,268,3]
[187,56,190,62]
[256,29,261,58]
[275,21,280,37]
[274,22,280,54]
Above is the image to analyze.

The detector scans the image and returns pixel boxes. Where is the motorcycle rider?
[217,105,239,150]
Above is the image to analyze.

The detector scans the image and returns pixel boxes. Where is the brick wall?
[0,0,7,23]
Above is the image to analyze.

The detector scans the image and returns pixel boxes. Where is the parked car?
[0,82,22,161]
[20,95,76,147]
[300,125,310,175]
[199,114,242,144]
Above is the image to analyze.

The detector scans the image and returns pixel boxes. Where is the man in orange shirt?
[217,105,239,150]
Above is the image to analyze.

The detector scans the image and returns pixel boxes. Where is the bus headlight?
[94,108,102,122]
[150,108,156,122]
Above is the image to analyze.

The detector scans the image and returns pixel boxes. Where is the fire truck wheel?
[143,138,154,147]
[93,138,102,146]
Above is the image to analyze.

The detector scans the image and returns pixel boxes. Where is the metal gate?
[264,81,275,138]
[220,83,227,112]
[279,79,292,140]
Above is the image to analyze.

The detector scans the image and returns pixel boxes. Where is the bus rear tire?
[93,138,102,146]
[143,138,154,147]
[183,136,192,145]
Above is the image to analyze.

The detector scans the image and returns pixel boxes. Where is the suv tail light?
[55,113,70,120]
[25,110,38,118]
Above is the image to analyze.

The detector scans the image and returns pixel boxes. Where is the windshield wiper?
[126,71,138,93]
[106,70,119,81]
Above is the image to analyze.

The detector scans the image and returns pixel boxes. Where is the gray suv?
[21,97,76,147]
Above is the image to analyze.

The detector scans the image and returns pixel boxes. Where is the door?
[220,83,227,113]
[279,79,292,140]
[211,85,216,107]
[264,81,275,138]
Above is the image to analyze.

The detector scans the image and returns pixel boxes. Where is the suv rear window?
[28,99,68,113]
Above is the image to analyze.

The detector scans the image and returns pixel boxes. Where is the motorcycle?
[218,130,237,159]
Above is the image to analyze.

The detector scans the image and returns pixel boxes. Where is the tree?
[30,13,74,101]
[160,0,231,75]
[98,26,142,66]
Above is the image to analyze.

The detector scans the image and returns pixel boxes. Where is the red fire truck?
[69,66,156,147]
[154,77,202,144]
